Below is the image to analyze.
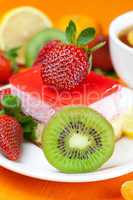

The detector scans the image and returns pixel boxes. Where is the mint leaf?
[65,20,77,44]
[77,28,96,46]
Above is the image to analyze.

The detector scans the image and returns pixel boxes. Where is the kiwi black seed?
[42,106,115,173]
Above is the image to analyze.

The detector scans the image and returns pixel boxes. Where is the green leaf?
[0,109,6,115]
[22,119,37,140]
[1,95,21,117]
[88,54,93,72]
[1,95,21,110]
[15,112,37,140]
[93,68,105,75]
[90,41,106,52]
[5,46,21,72]
[6,47,20,58]
[65,20,77,44]
[77,28,96,46]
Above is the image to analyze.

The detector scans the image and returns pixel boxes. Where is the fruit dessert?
[10,65,133,142]
[1,18,133,174]
[10,21,133,141]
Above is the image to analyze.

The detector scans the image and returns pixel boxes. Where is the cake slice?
[10,66,133,121]
[10,67,133,142]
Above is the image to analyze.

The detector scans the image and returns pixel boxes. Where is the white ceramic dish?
[109,11,133,88]
[1,138,133,182]
[1,85,133,182]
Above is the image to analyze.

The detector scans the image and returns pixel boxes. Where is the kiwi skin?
[42,106,115,173]
[25,28,67,66]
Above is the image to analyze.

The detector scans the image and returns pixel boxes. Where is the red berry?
[0,52,12,84]
[35,40,90,90]
[0,115,23,161]
[34,40,61,67]
[88,35,113,71]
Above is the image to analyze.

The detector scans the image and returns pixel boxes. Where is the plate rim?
[1,156,133,182]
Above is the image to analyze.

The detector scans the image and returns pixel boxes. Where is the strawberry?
[0,47,21,84]
[88,34,113,71]
[34,21,105,91]
[41,41,89,90]
[0,52,12,84]
[0,115,23,161]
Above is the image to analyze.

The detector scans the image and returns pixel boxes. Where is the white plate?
[1,138,133,182]
[1,85,133,182]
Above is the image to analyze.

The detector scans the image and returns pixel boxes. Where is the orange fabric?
[0,0,133,199]
[1,166,133,200]
[0,0,132,34]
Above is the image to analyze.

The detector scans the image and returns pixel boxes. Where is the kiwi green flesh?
[42,106,115,173]
[25,28,67,66]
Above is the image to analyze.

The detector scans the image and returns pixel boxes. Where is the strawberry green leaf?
[65,20,77,44]
[88,53,93,72]
[77,28,96,46]
[90,41,106,52]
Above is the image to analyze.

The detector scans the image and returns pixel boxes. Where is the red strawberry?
[0,115,23,161]
[34,40,60,67]
[34,21,103,91]
[88,34,113,71]
[39,40,89,90]
[0,51,12,84]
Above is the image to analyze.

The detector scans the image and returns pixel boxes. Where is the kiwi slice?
[42,106,115,173]
[25,28,67,66]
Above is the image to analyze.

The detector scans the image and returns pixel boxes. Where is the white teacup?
[109,11,133,88]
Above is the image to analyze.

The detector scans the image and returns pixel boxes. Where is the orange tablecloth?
[0,0,133,199]
[1,166,133,200]
[0,0,133,34]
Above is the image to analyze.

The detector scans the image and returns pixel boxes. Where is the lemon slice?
[123,108,133,138]
[0,6,52,64]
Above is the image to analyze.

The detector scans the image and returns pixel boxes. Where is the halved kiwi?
[25,28,67,66]
[42,106,115,173]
